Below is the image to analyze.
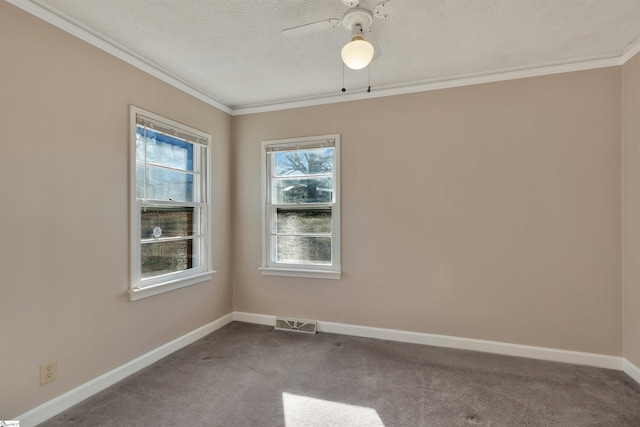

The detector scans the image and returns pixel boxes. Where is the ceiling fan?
[282,0,445,70]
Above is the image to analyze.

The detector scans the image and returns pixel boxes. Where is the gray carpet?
[41,322,640,426]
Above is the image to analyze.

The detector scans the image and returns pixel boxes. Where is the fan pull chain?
[340,62,373,94]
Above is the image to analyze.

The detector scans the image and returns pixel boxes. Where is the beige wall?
[0,2,233,417]
[623,52,640,367]
[1,0,635,419]
[233,68,622,356]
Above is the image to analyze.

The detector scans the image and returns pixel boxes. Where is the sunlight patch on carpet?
[282,392,384,427]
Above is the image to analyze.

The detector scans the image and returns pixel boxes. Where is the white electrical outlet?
[40,360,57,386]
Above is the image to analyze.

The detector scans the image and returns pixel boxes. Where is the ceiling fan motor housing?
[342,8,373,33]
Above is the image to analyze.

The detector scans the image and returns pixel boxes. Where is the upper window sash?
[135,122,208,206]
[267,145,336,206]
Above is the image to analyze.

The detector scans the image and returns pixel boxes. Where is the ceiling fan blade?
[364,27,382,60]
[282,19,341,37]
[373,0,445,19]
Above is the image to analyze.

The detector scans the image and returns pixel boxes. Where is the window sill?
[259,267,341,280]
[129,270,216,301]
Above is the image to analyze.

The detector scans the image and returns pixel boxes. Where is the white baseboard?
[18,311,638,426]
[233,311,276,325]
[233,311,623,370]
[319,320,623,370]
[623,358,640,384]
[17,313,234,427]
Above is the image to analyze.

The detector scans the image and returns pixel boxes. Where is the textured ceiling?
[25,0,640,110]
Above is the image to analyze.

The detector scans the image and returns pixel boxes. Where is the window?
[129,106,214,300]
[260,134,341,279]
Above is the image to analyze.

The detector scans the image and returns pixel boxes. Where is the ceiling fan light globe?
[341,39,374,70]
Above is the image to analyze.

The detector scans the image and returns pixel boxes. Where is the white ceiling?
[17,0,640,113]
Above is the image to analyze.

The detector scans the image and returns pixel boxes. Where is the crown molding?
[6,0,232,115]
[231,55,622,115]
[233,38,640,115]
[621,37,640,64]
[8,0,640,117]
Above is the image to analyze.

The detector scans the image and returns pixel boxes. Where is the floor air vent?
[275,318,317,334]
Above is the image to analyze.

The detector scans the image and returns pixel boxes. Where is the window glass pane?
[274,147,333,177]
[272,177,332,204]
[277,209,331,234]
[141,240,194,278]
[276,236,331,265]
[141,207,194,239]
[136,128,193,171]
[136,164,145,199]
[137,164,193,202]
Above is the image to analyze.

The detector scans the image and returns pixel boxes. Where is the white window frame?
[129,106,215,300]
[259,134,341,280]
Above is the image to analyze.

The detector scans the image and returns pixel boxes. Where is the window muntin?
[130,106,213,299]
[261,135,341,279]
